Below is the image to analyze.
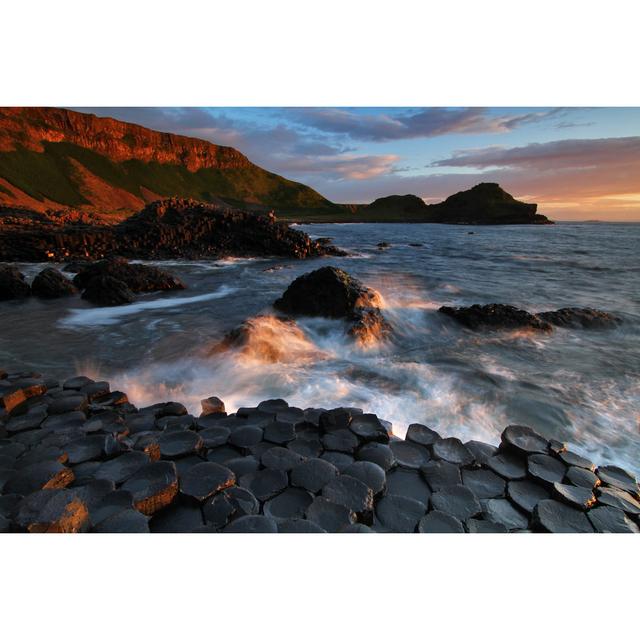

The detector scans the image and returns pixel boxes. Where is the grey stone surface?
[533,499,594,533]
[527,454,566,485]
[375,495,426,533]
[588,506,640,533]
[507,480,550,513]
[263,488,314,521]
[356,442,395,471]
[431,484,481,521]
[385,468,431,507]
[389,440,431,469]
[322,475,373,513]
[483,498,529,531]
[418,510,464,533]
[290,458,339,493]
[462,468,505,499]
[421,460,462,492]
[501,425,548,455]
[180,462,235,501]
[432,438,474,466]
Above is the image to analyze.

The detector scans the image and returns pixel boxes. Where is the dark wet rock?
[527,454,566,485]
[200,396,225,417]
[558,450,595,471]
[20,490,89,533]
[199,426,231,448]
[0,264,30,300]
[150,501,204,533]
[157,415,195,431]
[5,408,47,434]
[278,519,326,533]
[322,429,359,454]
[486,452,527,480]
[263,487,314,521]
[439,303,552,332]
[261,446,305,471]
[73,257,185,293]
[290,458,339,493]
[464,440,498,466]
[93,509,149,533]
[432,437,473,466]
[538,307,619,329]
[553,482,596,510]
[466,518,508,533]
[507,480,550,513]
[596,465,639,495]
[421,460,462,492]
[206,445,244,465]
[81,275,136,306]
[158,430,203,458]
[180,462,235,502]
[342,461,386,495]
[431,484,481,521]
[5,460,74,495]
[501,424,549,455]
[69,461,101,486]
[349,413,390,443]
[31,267,78,298]
[549,439,567,455]
[144,401,188,418]
[264,420,296,445]
[241,469,288,502]
[0,494,21,520]
[306,497,356,532]
[274,407,305,425]
[385,468,431,507]
[340,523,375,533]
[89,490,134,526]
[321,451,354,472]
[319,407,356,432]
[533,499,594,533]
[228,425,264,448]
[356,442,395,471]
[418,510,465,533]
[462,468,506,499]
[121,461,178,515]
[405,423,440,447]
[375,494,426,533]
[483,498,529,531]
[322,475,373,513]
[596,487,640,515]
[64,435,106,464]
[47,394,88,415]
[287,437,322,458]
[224,456,260,479]
[389,440,431,469]
[588,506,640,533]
[203,486,259,529]
[256,399,288,413]
[565,466,600,490]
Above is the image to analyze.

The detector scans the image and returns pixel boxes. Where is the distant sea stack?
[363,183,553,225]
[0,107,337,215]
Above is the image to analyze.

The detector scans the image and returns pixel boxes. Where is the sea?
[2,222,639,473]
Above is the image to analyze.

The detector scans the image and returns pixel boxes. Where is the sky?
[78,107,640,220]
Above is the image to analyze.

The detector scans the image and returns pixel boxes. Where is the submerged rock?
[439,304,552,332]
[538,307,619,329]
[31,267,78,298]
[81,275,135,306]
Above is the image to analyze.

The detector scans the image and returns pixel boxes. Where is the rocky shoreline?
[1,369,638,533]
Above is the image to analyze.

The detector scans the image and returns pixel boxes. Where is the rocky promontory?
[1,369,638,533]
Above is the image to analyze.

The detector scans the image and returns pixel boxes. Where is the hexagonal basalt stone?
[533,499,594,533]
[464,441,498,466]
[319,408,355,432]
[264,420,296,445]
[342,461,386,495]
[389,441,430,469]
[340,523,375,533]
[527,454,566,485]
[180,462,235,502]
[553,482,596,510]
[588,506,640,533]
[466,518,508,533]
[206,445,243,464]
[241,469,288,502]
[64,435,107,464]
[224,456,260,479]
[228,425,264,448]
[558,450,595,471]
[274,407,305,425]
[421,460,462,492]
[596,487,640,515]
[24,491,90,533]
[150,502,205,533]
[356,442,395,471]
[47,395,89,416]
[566,466,600,490]
[287,437,323,458]
[321,451,354,472]
[507,480,550,513]
[486,452,527,480]
[462,468,506,499]
[158,431,203,459]
[257,399,289,413]
[223,514,278,533]
[203,486,259,529]
[291,458,339,494]
[93,451,150,485]
[198,426,230,448]
[322,475,373,513]
[418,510,465,533]
[596,465,639,495]
[405,423,440,447]
[261,446,305,471]
[121,461,178,515]
[306,497,356,532]
[5,460,74,495]
[483,498,529,531]
[386,468,431,507]
[89,490,135,526]
[93,509,150,533]
[322,429,359,454]
[431,484,481,521]
[263,488,314,521]
[432,438,473,466]
[277,519,326,533]
[348,414,390,443]
[501,425,548,456]
[375,495,426,533]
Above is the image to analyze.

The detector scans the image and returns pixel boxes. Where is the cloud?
[288,107,571,142]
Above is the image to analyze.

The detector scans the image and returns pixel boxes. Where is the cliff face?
[0,108,335,214]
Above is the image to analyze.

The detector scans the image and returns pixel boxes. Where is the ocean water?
[2,222,639,473]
